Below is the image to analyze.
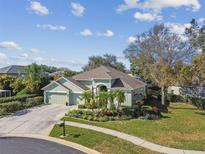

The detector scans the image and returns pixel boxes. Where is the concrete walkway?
[65,121,205,154]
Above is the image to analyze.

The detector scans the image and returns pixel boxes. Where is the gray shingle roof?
[72,66,146,90]
[0,65,25,75]
[65,77,89,90]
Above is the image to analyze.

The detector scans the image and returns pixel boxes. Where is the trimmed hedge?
[188,97,205,110]
[0,96,43,115]
[0,94,40,104]
[167,94,185,102]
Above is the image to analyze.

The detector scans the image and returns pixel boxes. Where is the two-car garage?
[46,92,68,105]
[42,77,88,105]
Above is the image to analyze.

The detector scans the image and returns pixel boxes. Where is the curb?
[0,134,101,154]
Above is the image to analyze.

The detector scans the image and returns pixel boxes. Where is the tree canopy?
[124,24,195,104]
[82,54,126,72]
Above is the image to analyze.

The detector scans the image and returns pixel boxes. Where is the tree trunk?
[161,86,167,105]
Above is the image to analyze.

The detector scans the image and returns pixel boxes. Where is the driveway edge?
[1,134,101,154]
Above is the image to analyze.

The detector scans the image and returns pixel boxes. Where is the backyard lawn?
[63,103,205,150]
[50,125,159,154]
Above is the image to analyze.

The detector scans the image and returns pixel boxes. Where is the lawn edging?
[1,133,100,154]
[64,121,205,154]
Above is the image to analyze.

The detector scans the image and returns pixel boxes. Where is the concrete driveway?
[0,104,74,135]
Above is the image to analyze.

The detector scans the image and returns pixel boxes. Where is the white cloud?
[198,18,205,24]
[117,0,201,13]
[36,24,66,31]
[80,29,93,36]
[165,22,192,41]
[165,22,191,35]
[127,36,137,44]
[70,2,85,16]
[0,41,21,50]
[29,48,40,54]
[0,53,8,61]
[117,0,139,13]
[30,1,49,15]
[142,0,201,12]
[134,12,162,21]
[104,30,114,37]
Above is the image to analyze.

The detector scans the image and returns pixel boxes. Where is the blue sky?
[0,0,204,71]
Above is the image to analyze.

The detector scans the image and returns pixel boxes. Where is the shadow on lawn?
[195,111,205,116]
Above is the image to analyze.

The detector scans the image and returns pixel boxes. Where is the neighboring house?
[0,90,11,98]
[42,66,146,106]
[168,86,205,98]
[0,65,26,77]
[48,71,65,77]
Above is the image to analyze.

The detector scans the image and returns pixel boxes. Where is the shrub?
[98,116,109,122]
[167,94,184,102]
[189,97,205,110]
[0,94,40,104]
[25,96,43,107]
[78,104,86,109]
[0,107,7,115]
[142,105,162,120]
[67,110,83,118]
[16,89,29,96]
[120,106,139,118]
[118,115,132,120]
[0,96,43,115]
[0,101,24,113]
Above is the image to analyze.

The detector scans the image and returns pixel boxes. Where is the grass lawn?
[63,103,205,150]
[50,125,159,154]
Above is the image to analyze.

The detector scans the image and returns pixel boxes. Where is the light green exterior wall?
[43,77,146,106]
[124,91,132,106]
[69,92,83,105]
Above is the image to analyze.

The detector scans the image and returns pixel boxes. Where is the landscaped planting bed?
[65,105,162,122]
[64,103,205,151]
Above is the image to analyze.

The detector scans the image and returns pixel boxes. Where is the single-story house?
[0,65,26,77]
[168,86,205,98]
[42,66,146,106]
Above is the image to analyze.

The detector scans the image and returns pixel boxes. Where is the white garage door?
[47,92,68,104]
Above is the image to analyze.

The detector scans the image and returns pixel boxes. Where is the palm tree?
[115,90,125,110]
[96,92,109,109]
[23,63,49,94]
[108,91,116,110]
[80,90,92,106]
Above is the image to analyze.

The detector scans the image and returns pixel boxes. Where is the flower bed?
[66,105,162,122]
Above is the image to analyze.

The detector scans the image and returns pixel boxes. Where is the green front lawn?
[63,103,205,150]
[50,125,159,154]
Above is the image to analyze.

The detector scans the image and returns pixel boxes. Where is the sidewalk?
[65,121,205,154]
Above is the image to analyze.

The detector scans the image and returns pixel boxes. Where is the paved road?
[0,104,74,135]
[0,137,84,154]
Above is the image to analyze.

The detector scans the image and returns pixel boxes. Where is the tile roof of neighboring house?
[72,65,146,90]
[0,65,25,75]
